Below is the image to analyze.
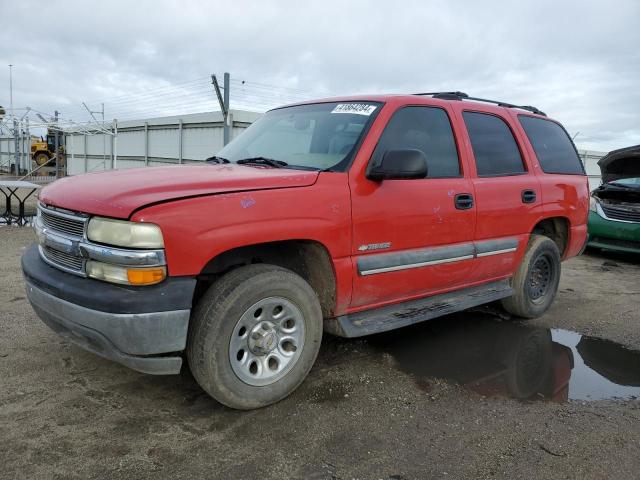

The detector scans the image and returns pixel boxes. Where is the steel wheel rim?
[528,255,553,302]
[229,296,305,386]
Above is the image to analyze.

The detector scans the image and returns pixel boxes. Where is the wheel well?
[532,217,569,256]
[193,240,336,318]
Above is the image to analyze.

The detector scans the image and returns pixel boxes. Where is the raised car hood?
[39,164,319,218]
[598,145,640,184]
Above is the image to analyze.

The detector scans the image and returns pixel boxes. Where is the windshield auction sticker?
[331,103,377,116]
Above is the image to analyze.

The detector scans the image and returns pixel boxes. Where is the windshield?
[611,177,640,186]
[217,101,381,171]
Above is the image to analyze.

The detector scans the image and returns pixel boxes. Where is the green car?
[588,145,640,254]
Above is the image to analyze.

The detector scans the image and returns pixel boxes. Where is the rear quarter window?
[518,116,584,174]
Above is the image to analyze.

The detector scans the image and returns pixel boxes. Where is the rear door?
[455,108,542,282]
[349,104,476,309]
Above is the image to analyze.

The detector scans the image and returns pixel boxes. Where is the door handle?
[454,193,474,210]
[521,189,537,204]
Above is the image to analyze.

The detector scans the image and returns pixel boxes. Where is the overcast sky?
[1,0,638,151]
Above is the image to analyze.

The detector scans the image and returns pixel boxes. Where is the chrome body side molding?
[357,237,520,276]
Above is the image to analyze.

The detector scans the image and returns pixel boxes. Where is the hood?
[39,164,319,218]
[598,145,640,184]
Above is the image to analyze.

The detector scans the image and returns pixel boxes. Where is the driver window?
[371,106,460,178]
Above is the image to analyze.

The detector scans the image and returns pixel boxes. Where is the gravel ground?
[1,227,639,480]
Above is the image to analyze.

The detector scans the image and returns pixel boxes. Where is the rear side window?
[463,112,525,176]
[372,106,460,177]
[518,116,584,174]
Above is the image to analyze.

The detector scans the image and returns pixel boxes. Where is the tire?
[187,264,323,410]
[34,153,50,166]
[501,235,561,319]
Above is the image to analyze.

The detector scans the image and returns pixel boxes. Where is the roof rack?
[414,91,546,116]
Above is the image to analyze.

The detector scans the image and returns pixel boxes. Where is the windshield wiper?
[236,157,288,168]
[205,155,230,164]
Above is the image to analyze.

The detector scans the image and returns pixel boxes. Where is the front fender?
[131,173,352,276]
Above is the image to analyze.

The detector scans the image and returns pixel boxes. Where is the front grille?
[41,246,84,272]
[40,207,86,237]
[601,205,640,223]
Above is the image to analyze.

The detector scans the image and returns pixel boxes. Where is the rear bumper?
[22,244,196,374]
[587,212,640,253]
[566,224,588,259]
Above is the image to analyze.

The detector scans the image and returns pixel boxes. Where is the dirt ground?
[1,226,639,480]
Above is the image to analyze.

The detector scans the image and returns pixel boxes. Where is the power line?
[24,74,334,126]
[231,78,312,95]
[60,86,215,118]
[83,77,313,112]
[80,76,212,104]
[62,91,216,118]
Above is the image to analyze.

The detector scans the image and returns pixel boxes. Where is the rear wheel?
[187,264,323,410]
[502,235,561,318]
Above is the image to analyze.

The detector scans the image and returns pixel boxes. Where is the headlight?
[86,261,166,286]
[589,196,598,212]
[87,217,164,248]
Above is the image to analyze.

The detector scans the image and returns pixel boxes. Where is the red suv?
[23,92,589,409]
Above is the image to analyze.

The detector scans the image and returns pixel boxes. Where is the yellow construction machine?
[31,129,64,166]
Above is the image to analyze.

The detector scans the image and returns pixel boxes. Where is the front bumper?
[22,244,197,374]
[587,211,640,254]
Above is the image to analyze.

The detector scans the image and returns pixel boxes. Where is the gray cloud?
[1,0,638,151]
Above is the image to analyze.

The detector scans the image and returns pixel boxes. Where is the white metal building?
[578,150,608,191]
[0,113,612,190]
[64,109,261,175]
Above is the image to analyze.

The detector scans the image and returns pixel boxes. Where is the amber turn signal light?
[126,267,166,285]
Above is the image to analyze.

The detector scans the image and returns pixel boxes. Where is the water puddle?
[369,312,640,403]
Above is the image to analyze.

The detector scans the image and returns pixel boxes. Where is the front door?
[349,105,476,310]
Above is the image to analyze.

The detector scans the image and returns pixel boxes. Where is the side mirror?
[366,149,428,181]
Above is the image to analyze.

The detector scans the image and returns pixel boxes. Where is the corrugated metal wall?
[64,110,260,175]
[0,136,13,170]
[0,134,31,173]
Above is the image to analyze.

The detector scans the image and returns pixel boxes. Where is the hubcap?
[248,322,278,355]
[528,255,552,302]
[229,297,305,386]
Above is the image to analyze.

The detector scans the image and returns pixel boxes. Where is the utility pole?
[9,64,17,174]
[113,118,118,170]
[13,117,19,174]
[211,72,231,145]
[223,72,231,145]
[8,64,13,119]
[102,103,105,165]
[54,110,60,178]
[24,116,30,175]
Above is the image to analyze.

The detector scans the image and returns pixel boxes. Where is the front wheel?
[187,264,323,410]
[34,152,50,166]
[501,235,561,319]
